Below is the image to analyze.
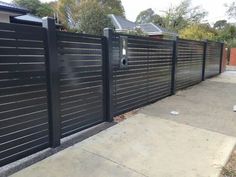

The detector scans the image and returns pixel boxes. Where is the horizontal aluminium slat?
[0,71,46,80]
[0,39,44,48]
[0,103,47,120]
[0,48,45,55]
[0,77,46,88]
[60,76,102,86]
[61,100,102,116]
[0,64,45,72]
[60,60,102,67]
[61,94,102,110]
[0,56,45,64]
[60,80,102,92]
[0,31,45,41]
[58,42,101,49]
[0,117,48,136]
[0,129,48,152]
[61,115,104,138]
[0,136,49,160]
[0,122,48,144]
[58,48,102,55]
[60,84,102,97]
[0,142,48,167]
[0,97,47,112]
[61,106,103,123]
[57,35,102,44]
[0,84,46,96]
[0,111,48,129]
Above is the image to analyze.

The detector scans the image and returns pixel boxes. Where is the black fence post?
[42,17,61,147]
[202,40,207,81]
[103,28,114,122]
[219,42,224,73]
[171,37,178,95]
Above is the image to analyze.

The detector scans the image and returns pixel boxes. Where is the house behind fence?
[0,18,225,167]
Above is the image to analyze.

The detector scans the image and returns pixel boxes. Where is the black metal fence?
[0,18,224,166]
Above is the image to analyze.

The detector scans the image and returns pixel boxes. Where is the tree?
[214,20,227,30]
[216,24,236,42]
[57,0,80,29]
[99,0,125,17]
[13,0,41,14]
[36,3,54,17]
[225,2,236,20]
[162,0,208,32]
[13,0,54,17]
[78,0,113,35]
[135,8,163,26]
[179,23,216,40]
[57,0,122,31]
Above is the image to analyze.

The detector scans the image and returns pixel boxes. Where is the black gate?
[109,32,173,116]
[56,32,106,138]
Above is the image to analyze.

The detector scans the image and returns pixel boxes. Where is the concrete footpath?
[11,71,236,177]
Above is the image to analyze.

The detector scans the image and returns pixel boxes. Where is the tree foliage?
[77,0,113,35]
[213,20,228,30]
[57,0,80,29]
[13,0,54,17]
[162,0,208,32]
[36,3,54,17]
[135,8,163,26]
[179,23,216,40]
[99,0,125,17]
[56,0,123,32]
[226,2,236,20]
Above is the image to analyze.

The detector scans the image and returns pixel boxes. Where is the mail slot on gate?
[119,36,128,69]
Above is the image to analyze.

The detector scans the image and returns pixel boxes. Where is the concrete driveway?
[140,71,236,137]
[11,71,236,177]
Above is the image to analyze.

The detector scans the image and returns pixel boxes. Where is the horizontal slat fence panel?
[56,31,105,138]
[112,34,173,116]
[0,23,49,167]
[205,41,221,78]
[0,21,224,167]
[176,39,204,90]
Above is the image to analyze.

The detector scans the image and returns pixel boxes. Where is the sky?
[121,0,235,24]
[2,0,235,24]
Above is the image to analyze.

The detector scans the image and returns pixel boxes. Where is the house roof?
[0,1,29,14]
[138,23,178,36]
[14,14,42,23]
[12,14,61,27]
[108,14,136,31]
[109,14,177,37]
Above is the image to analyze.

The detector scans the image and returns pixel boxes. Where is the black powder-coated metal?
[103,28,114,122]
[0,24,224,167]
[42,17,61,148]
[171,38,178,95]
[111,33,174,116]
[0,22,49,167]
[205,41,222,78]
[56,31,105,138]
[176,39,205,90]
[219,42,224,73]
